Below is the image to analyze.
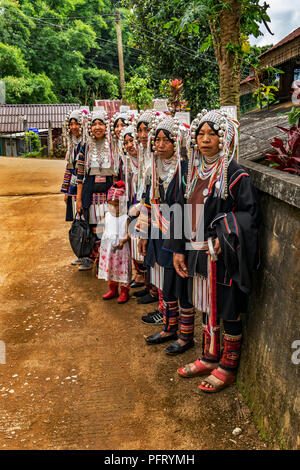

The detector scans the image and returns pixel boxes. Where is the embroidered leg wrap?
[149,284,158,299]
[163,300,179,333]
[158,289,164,314]
[219,321,242,373]
[201,313,220,363]
[201,324,221,363]
[133,260,144,275]
[90,239,101,260]
[178,306,195,342]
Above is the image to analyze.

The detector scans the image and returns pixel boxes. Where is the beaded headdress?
[131,110,160,200]
[185,109,239,200]
[87,110,109,137]
[121,125,135,147]
[148,116,187,201]
[109,111,134,174]
[63,109,85,169]
[63,109,84,139]
[107,181,126,202]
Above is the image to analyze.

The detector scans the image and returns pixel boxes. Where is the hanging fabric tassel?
[207,238,218,357]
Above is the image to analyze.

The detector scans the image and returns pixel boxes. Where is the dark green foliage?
[0,0,127,105]
[124,0,220,117]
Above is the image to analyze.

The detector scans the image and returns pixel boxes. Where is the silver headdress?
[148,115,187,201]
[109,111,134,174]
[86,110,113,175]
[121,125,135,144]
[186,108,239,200]
[63,109,85,169]
[88,110,109,132]
[131,110,162,200]
[120,125,138,201]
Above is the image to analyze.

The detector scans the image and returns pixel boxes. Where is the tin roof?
[0,103,80,134]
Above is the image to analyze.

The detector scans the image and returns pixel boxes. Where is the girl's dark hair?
[124,132,133,140]
[113,117,126,129]
[91,118,105,125]
[196,121,218,138]
[154,128,174,142]
[69,117,79,125]
[137,121,149,131]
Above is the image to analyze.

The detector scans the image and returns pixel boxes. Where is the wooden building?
[240,27,300,110]
[0,103,80,157]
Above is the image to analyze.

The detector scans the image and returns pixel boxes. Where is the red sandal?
[198,368,236,393]
[177,359,216,378]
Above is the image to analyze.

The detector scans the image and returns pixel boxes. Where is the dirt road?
[0,157,267,450]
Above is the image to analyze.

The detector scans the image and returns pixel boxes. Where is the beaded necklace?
[66,134,81,168]
[89,137,110,170]
[188,153,224,200]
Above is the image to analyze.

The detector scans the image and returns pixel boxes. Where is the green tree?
[125,0,272,116]
[0,0,34,50]
[82,68,119,106]
[0,0,142,104]
[4,73,57,103]
[0,42,28,77]
[124,1,220,116]
[124,74,153,111]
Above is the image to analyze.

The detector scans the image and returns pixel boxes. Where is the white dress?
[98,212,132,284]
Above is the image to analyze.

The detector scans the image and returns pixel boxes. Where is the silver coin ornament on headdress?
[120,125,135,153]
[87,110,109,139]
[132,110,159,201]
[185,109,239,200]
[110,111,134,140]
[148,115,187,200]
[63,109,85,169]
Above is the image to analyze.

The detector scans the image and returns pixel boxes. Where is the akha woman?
[121,125,145,288]
[164,109,260,391]
[60,109,85,264]
[140,116,196,355]
[76,110,115,271]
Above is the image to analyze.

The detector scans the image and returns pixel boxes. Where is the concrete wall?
[237,159,300,450]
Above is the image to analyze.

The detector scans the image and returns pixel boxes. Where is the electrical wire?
[1,5,217,65]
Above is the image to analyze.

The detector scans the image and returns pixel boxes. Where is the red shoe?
[117,286,129,304]
[102,282,118,300]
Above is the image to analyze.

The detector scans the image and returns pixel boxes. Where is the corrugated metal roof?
[0,103,80,134]
[259,27,300,58]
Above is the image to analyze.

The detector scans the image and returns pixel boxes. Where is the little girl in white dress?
[98,181,131,303]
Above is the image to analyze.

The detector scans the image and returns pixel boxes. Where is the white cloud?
[249,0,300,47]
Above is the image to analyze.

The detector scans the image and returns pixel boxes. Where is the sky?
[249,0,300,47]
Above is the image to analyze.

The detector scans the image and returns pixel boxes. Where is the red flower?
[171,78,182,88]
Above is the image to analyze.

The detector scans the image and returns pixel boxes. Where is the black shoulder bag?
[69,213,95,258]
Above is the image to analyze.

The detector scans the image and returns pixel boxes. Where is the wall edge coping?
[239,158,300,209]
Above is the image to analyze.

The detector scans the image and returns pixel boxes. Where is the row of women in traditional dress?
[60,106,260,394]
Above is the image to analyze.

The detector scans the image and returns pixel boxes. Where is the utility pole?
[115,11,125,98]
[48,120,53,157]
